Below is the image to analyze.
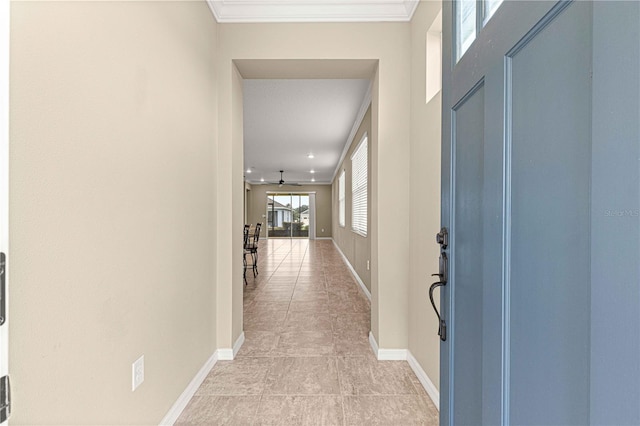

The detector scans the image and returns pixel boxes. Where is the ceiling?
[206,0,419,23]
[243,79,370,185]
[230,1,411,187]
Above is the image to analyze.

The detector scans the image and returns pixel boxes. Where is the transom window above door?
[456,0,504,61]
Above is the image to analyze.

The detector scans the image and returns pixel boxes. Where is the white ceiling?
[206,0,419,23]
[243,79,370,185]
[231,1,409,186]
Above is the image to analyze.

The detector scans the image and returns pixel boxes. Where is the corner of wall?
[407,0,443,395]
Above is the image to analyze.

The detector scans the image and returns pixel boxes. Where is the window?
[456,0,476,61]
[484,0,504,24]
[426,10,442,104]
[338,170,346,227]
[456,0,504,61]
[351,135,368,237]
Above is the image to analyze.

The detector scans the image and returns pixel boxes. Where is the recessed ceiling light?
[307,153,315,159]
[246,168,252,173]
[260,178,264,182]
[311,178,316,182]
[310,170,315,174]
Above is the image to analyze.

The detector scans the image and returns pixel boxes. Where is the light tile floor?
[176,239,439,425]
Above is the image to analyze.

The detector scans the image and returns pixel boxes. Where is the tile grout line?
[320,241,348,425]
[234,241,429,425]
[252,355,275,421]
[269,239,297,315]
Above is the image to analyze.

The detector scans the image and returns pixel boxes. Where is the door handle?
[433,250,448,283]
[429,281,446,341]
[429,251,447,341]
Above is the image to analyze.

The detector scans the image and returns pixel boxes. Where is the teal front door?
[440,1,640,424]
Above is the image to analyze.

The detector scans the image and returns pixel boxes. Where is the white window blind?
[338,170,346,227]
[351,135,368,237]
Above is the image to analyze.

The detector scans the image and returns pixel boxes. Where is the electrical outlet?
[367,260,370,271]
[132,355,144,391]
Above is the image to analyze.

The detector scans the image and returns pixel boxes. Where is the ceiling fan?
[264,170,301,186]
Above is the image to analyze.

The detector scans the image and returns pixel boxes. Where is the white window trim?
[338,170,346,228]
[350,133,368,238]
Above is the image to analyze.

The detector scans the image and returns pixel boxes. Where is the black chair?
[247,223,261,277]
[243,224,251,285]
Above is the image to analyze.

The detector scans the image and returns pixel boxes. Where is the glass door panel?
[266,193,310,238]
[292,194,309,238]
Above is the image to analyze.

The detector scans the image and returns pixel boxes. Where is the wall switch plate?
[321,228,324,233]
[132,355,144,391]
[367,260,370,270]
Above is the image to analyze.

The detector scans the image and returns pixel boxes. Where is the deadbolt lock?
[436,227,448,249]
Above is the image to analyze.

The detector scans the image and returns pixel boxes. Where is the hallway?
[176,239,439,425]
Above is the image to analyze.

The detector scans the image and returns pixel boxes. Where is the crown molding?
[206,0,419,23]
[246,181,332,185]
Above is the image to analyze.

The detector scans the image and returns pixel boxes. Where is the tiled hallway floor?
[176,239,439,425]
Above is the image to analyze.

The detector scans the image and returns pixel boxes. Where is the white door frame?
[0,0,10,423]
[266,191,316,239]
[308,193,316,240]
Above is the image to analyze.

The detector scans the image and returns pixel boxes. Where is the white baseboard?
[331,239,372,301]
[159,351,219,425]
[159,333,246,425]
[368,334,440,410]
[369,331,379,355]
[378,348,408,360]
[407,350,440,410]
[216,348,233,360]
[368,331,408,360]
[316,237,332,240]
[218,332,245,360]
[233,332,245,357]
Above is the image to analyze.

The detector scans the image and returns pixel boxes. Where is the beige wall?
[8,4,443,422]
[217,23,412,351]
[9,1,218,423]
[409,1,443,391]
[246,183,332,239]
[216,61,244,349]
[332,106,372,291]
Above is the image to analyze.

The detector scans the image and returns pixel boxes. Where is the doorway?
[266,192,311,238]
[227,59,381,389]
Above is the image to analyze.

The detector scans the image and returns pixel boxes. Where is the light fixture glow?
[311,178,316,182]
[307,153,315,159]
[310,170,315,174]
[246,168,252,173]
[260,178,265,182]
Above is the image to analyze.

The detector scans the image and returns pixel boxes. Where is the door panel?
[590,2,640,423]
[441,1,640,424]
[452,83,489,425]
[266,193,310,238]
[509,3,591,423]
